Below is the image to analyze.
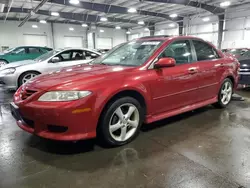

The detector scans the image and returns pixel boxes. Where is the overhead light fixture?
[202,17,210,22]
[128,8,137,13]
[32,25,38,28]
[100,17,107,21]
[115,26,121,29]
[82,23,88,27]
[69,27,74,31]
[51,12,59,16]
[39,20,47,24]
[170,13,178,18]
[69,0,79,5]
[100,29,104,32]
[138,21,145,25]
[144,27,149,31]
[126,31,131,34]
[220,1,231,7]
[169,23,175,27]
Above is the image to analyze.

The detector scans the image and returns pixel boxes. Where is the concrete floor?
[1,89,250,188]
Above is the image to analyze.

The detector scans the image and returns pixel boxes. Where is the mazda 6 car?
[11,36,239,146]
[0,48,101,89]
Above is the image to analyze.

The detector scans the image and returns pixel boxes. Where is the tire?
[213,78,233,108]
[98,97,144,146]
[0,59,8,67]
[18,71,40,87]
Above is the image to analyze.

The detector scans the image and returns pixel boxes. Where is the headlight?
[0,68,16,75]
[38,91,92,101]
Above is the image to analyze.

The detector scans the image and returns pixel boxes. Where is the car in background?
[11,36,239,146]
[0,46,52,67]
[0,48,100,89]
[238,50,250,86]
[222,48,249,59]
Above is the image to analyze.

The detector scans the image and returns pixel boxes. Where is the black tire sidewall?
[217,78,233,108]
[99,97,144,146]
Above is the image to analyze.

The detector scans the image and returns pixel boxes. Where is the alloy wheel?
[109,103,140,142]
[220,81,233,105]
[22,73,37,84]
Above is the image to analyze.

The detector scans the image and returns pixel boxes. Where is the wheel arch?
[17,70,41,86]
[0,59,9,63]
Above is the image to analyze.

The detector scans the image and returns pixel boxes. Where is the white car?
[0,48,101,90]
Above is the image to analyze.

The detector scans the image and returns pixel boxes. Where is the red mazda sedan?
[11,36,239,146]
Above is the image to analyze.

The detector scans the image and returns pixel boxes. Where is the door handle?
[188,67,198,74]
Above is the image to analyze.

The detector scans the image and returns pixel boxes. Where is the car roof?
[60,47,101,54]
[136,35,207,42]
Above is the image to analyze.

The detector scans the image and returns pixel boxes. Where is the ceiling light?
[100,17,107,21]
[100,29,104,32]
[115,26,121,29]
[39,20,47,24]
[82,23,88,27]
[170,13,178,18]
[69,27,74,31]
[144,27,149,31]
[32,25,38,28]
[51,12,59,16]
[138,21,145,25]
[203,17,210,22]
[126,31,131,34]
[220,1,231,7]
[69,0,79,5]
[169,23,175,27]
[128,8,137,13]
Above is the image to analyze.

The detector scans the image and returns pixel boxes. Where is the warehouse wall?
[0,21,127,51]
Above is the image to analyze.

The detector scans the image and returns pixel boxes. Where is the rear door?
[149,39,201,114]
[191,40,222,101]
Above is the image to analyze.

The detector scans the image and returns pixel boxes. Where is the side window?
[55,50,84,62]
[12,47,26,55]
[192,40,219,61]
[159,40,193,65]
[84,51,99,59]
[72,50,84,60]
[55,50,72,62]
[29,47,40,54]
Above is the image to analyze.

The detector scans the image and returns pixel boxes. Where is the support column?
[178,21,184,36]
[218,14,225,49]
[51,22,55,48]
[149,24,155,36]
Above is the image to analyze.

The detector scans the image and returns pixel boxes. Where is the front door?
[6,47,28,62]
[149,40,201,115]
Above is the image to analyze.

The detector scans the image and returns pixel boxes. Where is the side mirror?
[154,57,176,69]
[90,53,98,58]
[50,56,60,63]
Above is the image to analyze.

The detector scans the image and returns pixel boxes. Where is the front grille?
[21,89,37,100]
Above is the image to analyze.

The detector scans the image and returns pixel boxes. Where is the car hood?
[0,60,36,70]
[25,64,135,91]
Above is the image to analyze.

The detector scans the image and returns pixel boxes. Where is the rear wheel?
[214,78,233,108]
[0,59,7,67]
[18,71,40,87]
[98,97,144,146]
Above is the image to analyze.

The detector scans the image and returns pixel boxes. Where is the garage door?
[97,38,112,49]
[23,34,48,46]
[64,36,83,48]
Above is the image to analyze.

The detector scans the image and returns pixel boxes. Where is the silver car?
[0,48,101,90]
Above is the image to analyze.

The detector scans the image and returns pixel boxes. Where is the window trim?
[148,39,195,69]
[191,39,221,62]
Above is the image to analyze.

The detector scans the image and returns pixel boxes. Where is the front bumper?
[0,74,18,90]
[238,73,250,85]
[12,89,98,141]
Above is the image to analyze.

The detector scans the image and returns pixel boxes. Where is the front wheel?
[98,97,144,146]
[18,71,40,87]
[213,78,233,108]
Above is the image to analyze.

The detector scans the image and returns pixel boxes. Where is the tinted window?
[159,40,193,65]
[193,40,219,61]
[12,47,26,55]
[55,50,85,62]
[29,47,40,54]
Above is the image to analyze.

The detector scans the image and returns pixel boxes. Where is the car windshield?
[242,50,250,58]
[91,40,163,66]
[228,49,247,55]
[3,48,14,53]
[34,50,58,62]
